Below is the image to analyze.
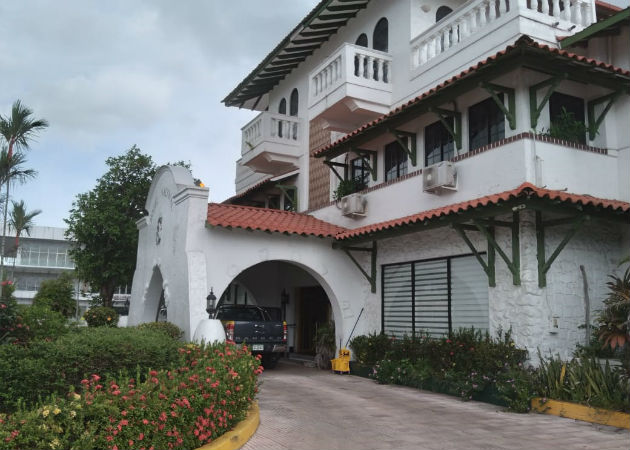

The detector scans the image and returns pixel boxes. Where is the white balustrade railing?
[411,0,595,70]
[241,111,301,156]
[310,43,392,104]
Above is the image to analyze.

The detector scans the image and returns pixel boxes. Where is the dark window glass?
[278,98,286,115]
[351,157,370,188]
[355,33,368,47]
[289,89,299,116]
[436,6,453,21]
[267,195,280,210]
[373,18,388,52]
[425,119,454,166]
[549,92,585,144]
[385,141,408,181]
[468,96,505,151]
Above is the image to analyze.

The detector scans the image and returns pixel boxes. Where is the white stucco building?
[129,0,630,360]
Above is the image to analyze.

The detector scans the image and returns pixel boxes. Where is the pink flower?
[91,374,101,382]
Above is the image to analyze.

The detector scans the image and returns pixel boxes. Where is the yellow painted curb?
[531,397,629,429]
[196,402,260,450]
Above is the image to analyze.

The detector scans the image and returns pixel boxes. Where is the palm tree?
[9,200,41,275]
[0,101,48,281]
[0,149,38,278]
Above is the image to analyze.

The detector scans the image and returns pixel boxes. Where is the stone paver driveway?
[243,361,629,450]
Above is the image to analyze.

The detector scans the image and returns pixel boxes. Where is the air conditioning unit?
[422,161,457,193]
[340,193,367,217]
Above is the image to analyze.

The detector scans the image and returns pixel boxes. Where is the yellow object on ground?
[531,397,629,429]
[196,402,260,450]
[331,348,351,374]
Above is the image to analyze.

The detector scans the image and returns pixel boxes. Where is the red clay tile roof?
[222,176,273,204]
[207,203,347,238]
[313,36,630,159]
[596,0,623,14]
[335,183,630,240]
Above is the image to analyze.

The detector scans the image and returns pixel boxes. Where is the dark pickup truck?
[214,304,287,368]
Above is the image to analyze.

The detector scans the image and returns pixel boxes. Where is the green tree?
[65,146,157,307]
[9,199,41,274]
[0,101,47,280]
[32,272,76,318]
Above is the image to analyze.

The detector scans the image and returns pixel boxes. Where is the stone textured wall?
[370,211,628,361]
[308,118,331,210]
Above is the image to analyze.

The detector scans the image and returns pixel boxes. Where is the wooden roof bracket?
[428,108,462,150]
[323,160,348,181]
[276,184,298,211]
[481,82,516,130]
[529,74,567,129]
[333,241,377,293]
[587,90,625,140]
[390,130,418,166]
[536,211,589,287]
[355,148,378,181]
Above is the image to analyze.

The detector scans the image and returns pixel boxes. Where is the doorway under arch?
[217,260,340,358]
[142,265,167,323]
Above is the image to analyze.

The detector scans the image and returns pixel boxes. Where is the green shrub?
[32,273,76,318]
[16,305,70,342]
[0,281,21,344]
[545,107,587,144]
[534,352,629,412]
[136,321,183,340]
[84,306,118,327]
[333,177,366,201]
[0,327,182,412]
[0,342,262,450]
[349,332,393,368]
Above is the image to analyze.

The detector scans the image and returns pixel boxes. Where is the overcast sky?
[0,0,319,228]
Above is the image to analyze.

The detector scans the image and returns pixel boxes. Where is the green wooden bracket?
[276,184,298,211]
[587,91,623,141]
[536,212,588,288]
[335,241,377,293]
[529,75,566,129]
[481,82,516,130]
[355,149,378,181]
[323,160,348,181]
[453,223,496,287]
[391,130,417,166]
[429,108,462,150]
[472,215,520,285]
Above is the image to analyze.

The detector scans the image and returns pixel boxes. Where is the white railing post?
[488,0,497,21]
[574,0,583,26]
[478,2,487,27]
[499,0,508,16]
[564,0,572,21]
[552,0,561,18]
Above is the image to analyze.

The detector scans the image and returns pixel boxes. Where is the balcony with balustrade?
[308,43,393,131]
[409,0,596,86]
[240,111,303,176]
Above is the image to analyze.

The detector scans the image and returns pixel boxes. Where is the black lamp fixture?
[206,288,217,318]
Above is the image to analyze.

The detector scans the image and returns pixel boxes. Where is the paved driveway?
[243,361,629,450]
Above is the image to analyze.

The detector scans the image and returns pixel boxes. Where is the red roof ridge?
[314,36,630,158]
[210,202,314,217]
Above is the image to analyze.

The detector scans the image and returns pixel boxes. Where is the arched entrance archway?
[216,260,342,360]
[142,266,167,323]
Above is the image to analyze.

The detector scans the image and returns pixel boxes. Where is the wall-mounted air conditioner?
[422,161,457,194]
[340,193,367,217]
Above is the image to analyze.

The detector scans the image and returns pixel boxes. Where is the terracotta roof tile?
[207,203,347,238]
[314,36,630,158]
[222,176,273,204]
[335,183,630,240]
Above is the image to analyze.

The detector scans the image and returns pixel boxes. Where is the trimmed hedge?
[136,321,183,340]
[0,327,182,412]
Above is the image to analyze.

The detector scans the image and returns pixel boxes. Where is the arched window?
[278,98,287,137]
[436,6,453,22]
[289,89,298,116]
[354,33,369,77]
[372,18,388,52]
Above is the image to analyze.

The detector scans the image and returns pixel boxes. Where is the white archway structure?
[128,166,372,348]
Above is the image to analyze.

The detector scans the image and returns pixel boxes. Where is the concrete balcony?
[408,0,595,91]
[240,112,303,175]
[308,43,393,131]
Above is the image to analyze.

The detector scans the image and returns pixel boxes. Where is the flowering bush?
[0,342,262,450]
[85,306,119,327]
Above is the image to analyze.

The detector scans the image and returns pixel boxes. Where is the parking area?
[242,361,629,450]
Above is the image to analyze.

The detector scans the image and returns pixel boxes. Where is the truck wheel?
[262,354,279,369]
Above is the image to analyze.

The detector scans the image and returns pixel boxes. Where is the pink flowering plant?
[0,342,263,450]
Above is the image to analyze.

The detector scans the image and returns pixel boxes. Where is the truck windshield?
[216,307,265,321]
